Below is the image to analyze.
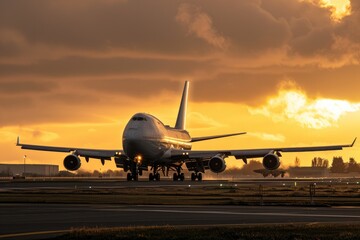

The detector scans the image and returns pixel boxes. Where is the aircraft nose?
[125,127,143,140]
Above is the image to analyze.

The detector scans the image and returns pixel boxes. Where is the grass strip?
[49,224,360,240]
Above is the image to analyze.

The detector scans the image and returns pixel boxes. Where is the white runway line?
[100,208,360,219]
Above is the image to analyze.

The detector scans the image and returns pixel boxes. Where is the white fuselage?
[122,113,192,165]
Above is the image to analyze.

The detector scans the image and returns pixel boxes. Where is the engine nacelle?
[208,155,226,173]
[63,154,81,171]
[262,153,280,171]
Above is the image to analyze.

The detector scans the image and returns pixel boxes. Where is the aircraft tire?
[173,173,178,181]
[191,173,196,181]
[197,173,202,181]
[180,173,185,181]
[127,173,132,181]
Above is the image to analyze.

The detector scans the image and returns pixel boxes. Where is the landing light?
[135,155,143,163]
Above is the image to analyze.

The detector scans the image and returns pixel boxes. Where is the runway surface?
[1,177,357,190]
[1,203,360,239]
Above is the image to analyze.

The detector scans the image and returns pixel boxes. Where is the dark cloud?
[82,79,179,97]
[0,0,359,127]
[0,0,353,60]
[0,57,216,78]
[0,80,57,94]
[193,74,283,105]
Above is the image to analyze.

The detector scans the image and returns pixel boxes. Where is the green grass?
[49,224,360,240]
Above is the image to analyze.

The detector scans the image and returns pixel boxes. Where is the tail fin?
[175,81,189,130]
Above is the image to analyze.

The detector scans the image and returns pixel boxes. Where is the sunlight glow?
[249,88,360,129]
[319,0,351,21]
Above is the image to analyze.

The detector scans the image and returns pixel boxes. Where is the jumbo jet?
[17,81,356,181]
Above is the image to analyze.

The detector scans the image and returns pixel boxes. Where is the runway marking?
[101,208,360,219]
[0,230,70,239]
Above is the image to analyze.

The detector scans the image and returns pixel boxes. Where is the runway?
[1,203,360,239]
[1,177,357,190]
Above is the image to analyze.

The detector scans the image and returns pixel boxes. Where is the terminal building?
[0,164,59,177]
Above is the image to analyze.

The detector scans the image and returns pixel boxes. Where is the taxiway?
[1,204,360,239]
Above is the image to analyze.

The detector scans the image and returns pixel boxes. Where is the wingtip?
[351,137,357,147]
[16,136,20,146]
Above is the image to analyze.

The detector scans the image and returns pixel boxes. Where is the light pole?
[23,155,26,177]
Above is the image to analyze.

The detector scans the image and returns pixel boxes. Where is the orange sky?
[1,0,360,172]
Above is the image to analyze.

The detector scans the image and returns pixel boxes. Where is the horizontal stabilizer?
[191,132,246,143]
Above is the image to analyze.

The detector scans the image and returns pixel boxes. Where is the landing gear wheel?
[173,173,178,181]
[127,173,138,181]
[179,173,185,181]
[127,173,132,181]
[191,172,202,181]
[155,173,161,181]
[149,173,154,181]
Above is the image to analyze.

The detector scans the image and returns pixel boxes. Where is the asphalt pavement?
[1,203,360,239]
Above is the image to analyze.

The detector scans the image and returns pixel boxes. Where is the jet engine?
[63,154,81,171]
[208,155,226,173]
[262,153,280,171]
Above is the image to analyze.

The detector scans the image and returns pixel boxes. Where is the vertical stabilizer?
[175,81,189,130]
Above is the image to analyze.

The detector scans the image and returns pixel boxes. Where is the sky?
[0,0,360,172]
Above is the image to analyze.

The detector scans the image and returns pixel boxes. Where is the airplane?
[17,81,356,181]
[253,169,286,178]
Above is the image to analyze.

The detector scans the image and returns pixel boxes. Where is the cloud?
[249,81,360,129]
[248,132,286,142]
[0,0,360,128]
[188,112,224,130]
[176,3,229,49]
[26,128,59,142]
[0,127,58,143]
[0,130,18,143]
[317,0,351,21]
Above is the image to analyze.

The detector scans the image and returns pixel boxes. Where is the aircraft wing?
[191,132,247,143]
[16,137,123,160]
[171,138,357,161]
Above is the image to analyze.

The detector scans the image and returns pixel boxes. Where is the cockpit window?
[132,117,147,121]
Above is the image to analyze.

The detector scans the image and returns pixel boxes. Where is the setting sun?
[320,0,351,20]
[1,0,360,171]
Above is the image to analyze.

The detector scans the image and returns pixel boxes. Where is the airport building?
[288,167,329,178]
[0,164,59,177]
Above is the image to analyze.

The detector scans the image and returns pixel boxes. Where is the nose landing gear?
[126,159,141,181]
[127,172,138,181]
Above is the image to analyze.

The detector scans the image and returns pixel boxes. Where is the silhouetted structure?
[288,167,329,178]
[0,164,58,177]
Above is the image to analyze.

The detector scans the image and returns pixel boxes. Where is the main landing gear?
[191,172,202,181]
[149,164,162,181]
[172,167,185,181]
[149,172,161,181]
[173,172,185,181]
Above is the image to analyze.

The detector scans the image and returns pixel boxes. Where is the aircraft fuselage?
[122,113,192,165]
